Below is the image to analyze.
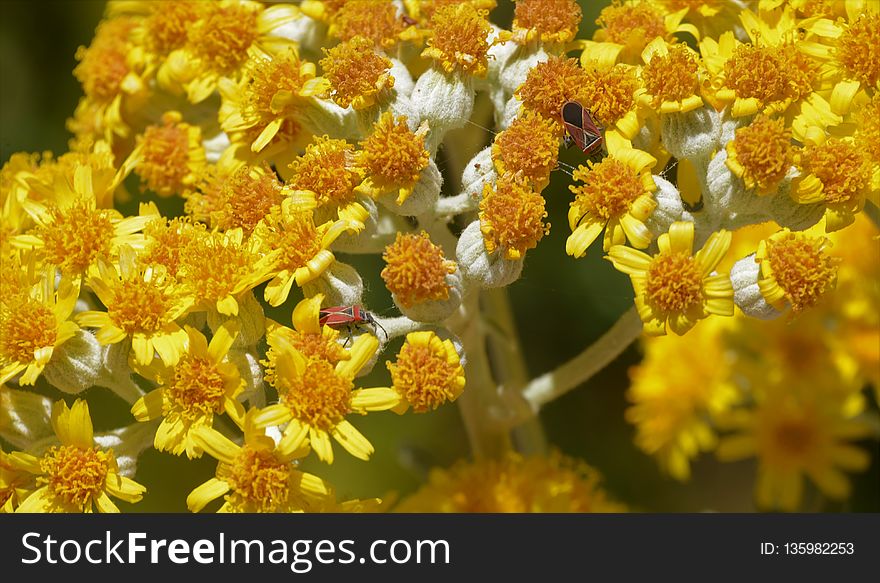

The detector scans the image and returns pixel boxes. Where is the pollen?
[645,253,703,313]
[38,200,115,274]
[381,232,456,307]
[479,177,550,260]
[211,165,283,235]
[142,216,201,280]
[0,297,57,364]
[492,109,560,187]
[38,445,111,510]
[279,359,352,430]
[570,158,644,221]
[288,137,360,208]
[516,55,589,124]
[724,45,813,109]
[359,113,429,190]
[137,112,202,197]
[179,230,260,307]
[387,334,464,412]
[145,1,201,55]
[728,114,793,193]
[596,1,665,45]
[73,18,136,102]
[219,446,290,513]
[800,139,871,204]
[512,0,582,42]
[108,277,173,333]
[762,232,840,312]
[189,2,259,75]
[321,36,394,109]
[264,208,323,272]
[241,51,314,123]
[836,13,880,87]
[423,3,492,76]
[165,356,228,422]
[641,43,699,104]
[331,0,407,48]
[580,63,639,127]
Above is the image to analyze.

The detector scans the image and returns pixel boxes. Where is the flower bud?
[661,106,720,162]
[302,261,364,307]
[456,220,524,288]
[411,67,475,152]
[730,254,783,320]
[41,330,102,395]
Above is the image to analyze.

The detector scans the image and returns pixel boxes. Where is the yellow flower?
[72,16,147,141]
[700,32,816,117]
[164,0,299,103]
[567,142,657,255]
[14,165,148,283]
[756,229,840,313]
[421,3,492,77]
[578,61,645,142]
[792,135,873,232]
[381,232,457,308]
[262,294,350,388]
[131,322,246,459]
[287,136,367,219]
[639,38,705,114]
[607,221,734,336]
[254,195,366,307]
[799,4,879,116]
[582,1,698,67]
[515,55,590,126]
[491,110,560,191]
[386,331,465,413]
[187,411,332,513]
[0,266,79,386]
[725,114,794,195]
[321,36,395,110]
[219,49,328,154]
[77,247,193,366]
[356,113,430,204]
[135,111,206,197]
[627,319,739,481]
[501,0,583,46]
[717,388,873,511]
[396,451,627,512]
[9,399,146,513]
[254,333,401,464]
[186,164,283,235]
[136,0,203,58]
[139,205,202,281]
[178,227,275,316]
[479,176,550,260]
[328,0,417,49]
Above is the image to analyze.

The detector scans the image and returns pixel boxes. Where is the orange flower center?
[580,64,639,127]
[381,232,456,307]
[642,44,699,103]
[493,110,560,185]
[425,3,492,75]
[387,341,462,412]
[165,356,229,421]
[479,178,550,259]
[242,52,312,123]
[321,36,393,108]
[764,233,839,312]
[513,0,582,40]
[332,0,407,48]
[39,445,111,510]
[73,18,136,102]
[597,1,666,46]
[190,3,259,74]
[137,116,197,197]
[109,276,173,333]
[801,139,871,204]
[212,165,283,235]
[731,114,792,190]
[516,55,590,125]
[0,297,57,364]
[724,45,814,107]
[180,232,259,304]
[289,137,360,207]
[279,359,352,430]
[220,447,290,512]
[146,1,201,54]
[268,210,324,272]
[836,13,880,87]
[39,200,115,275]
[570,158,644,221]
[359,113,429,188]
[646,253,703,312]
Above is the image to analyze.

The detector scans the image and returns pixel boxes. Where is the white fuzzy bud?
[94,421,159,478]
[230,348,266,408]
[647,175,697,237]
[299,98,360,139]
[301,261,364,307]
[730,254,783,320]
[498,45,548,96]
[202,129,232,164]
[460,146,497,197]
[456,220,524,288]
[394,268,464,323]
[378,158,443,216]
[661,106,721,161]
[388,57,415,97]
[411,68,475,152]
[270,14,327,55]
[42,330,102,394]
[0,385,54,450]
[497,95,522,130]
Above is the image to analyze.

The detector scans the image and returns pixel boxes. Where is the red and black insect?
[319,305,388,343]
[561,100,605,160]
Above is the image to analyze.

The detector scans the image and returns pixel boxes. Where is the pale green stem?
[498,306,643,429]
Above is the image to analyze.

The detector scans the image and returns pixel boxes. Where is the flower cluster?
[1,0,877,513]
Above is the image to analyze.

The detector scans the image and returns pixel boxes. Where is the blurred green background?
[1,0,877,512]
